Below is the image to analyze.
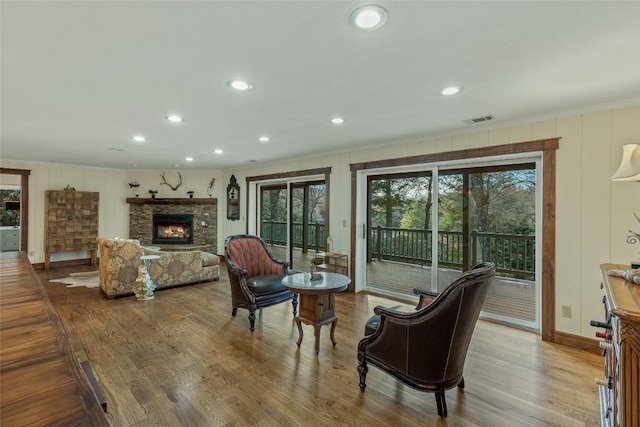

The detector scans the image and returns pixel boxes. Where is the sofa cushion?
[246,274,287,296]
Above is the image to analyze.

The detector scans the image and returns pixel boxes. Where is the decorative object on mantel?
[187,191,194,198]
[148,190,157,199]
[226,175,240,221]
[63,184,76,191]
[207,178,215,197]
[128,182,140,197]
[160,171,182,191]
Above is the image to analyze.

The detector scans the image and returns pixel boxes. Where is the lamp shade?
[610,144,640,181]
[5,201,20,211]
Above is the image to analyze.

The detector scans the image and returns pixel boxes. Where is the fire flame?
[161,225,186,238]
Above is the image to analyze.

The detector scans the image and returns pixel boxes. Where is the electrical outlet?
[561,305,572,318]
[342,220,347,227]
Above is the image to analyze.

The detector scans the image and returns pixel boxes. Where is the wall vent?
[463,114,495,124]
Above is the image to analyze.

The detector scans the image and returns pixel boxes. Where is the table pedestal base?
[295,292,338,355]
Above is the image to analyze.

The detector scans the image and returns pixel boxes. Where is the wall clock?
[226,175,240,221]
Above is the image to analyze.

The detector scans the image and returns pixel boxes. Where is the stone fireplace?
[127,198,217,254]
[152,214,194,245]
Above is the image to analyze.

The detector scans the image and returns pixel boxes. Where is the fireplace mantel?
[126,198,217,205]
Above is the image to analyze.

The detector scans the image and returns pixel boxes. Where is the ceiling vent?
[463,114,495,124]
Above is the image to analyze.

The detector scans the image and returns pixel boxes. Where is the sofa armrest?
[201,252,220,267]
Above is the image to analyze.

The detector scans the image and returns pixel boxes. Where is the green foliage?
[0,190,20,226]
[400,199,428,229]
[370,175,432,227]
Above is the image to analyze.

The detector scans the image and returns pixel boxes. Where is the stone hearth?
[126,198,217,254]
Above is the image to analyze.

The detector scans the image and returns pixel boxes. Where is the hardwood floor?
[38,263,603,426]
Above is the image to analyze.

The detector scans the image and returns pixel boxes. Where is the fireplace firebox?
[152,214,193,245]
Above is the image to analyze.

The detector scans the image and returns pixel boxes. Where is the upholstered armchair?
[96,237,220,299]
[357,262,495,418]
[224,235,298,331]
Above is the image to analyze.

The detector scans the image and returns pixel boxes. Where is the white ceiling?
[1,1,639,171]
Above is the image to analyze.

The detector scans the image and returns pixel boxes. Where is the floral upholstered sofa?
[96,237,220,299]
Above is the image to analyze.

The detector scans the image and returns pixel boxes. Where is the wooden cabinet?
[596,264,640,427]
[0,227,20,252]
[44,190,99,270]
[316,252,348,275]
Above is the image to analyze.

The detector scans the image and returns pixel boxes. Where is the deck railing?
[260,221,535,279]
[370,226,535,279]
[261,221,325,252]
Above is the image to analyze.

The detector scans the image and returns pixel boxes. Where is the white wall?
[2,104,639,338]
[0,162,223,264]
[219,104,640,339]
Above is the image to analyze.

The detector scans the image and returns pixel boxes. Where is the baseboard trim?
[554,330,601,354]
[32,258,94,271]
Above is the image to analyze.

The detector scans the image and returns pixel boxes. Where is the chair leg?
[458,377,465,389]
[248,306,257,332]
[435,389,447,419]
[231,307,238,317]
[357,361,368,391]
[291,293,298,316]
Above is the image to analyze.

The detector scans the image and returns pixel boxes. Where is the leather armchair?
[357,262,495,418]
[224,235,298,331]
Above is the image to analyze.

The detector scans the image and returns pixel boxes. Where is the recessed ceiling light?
[350,5,388,31]
[227,80,253,91]
[441,86,461,96]
[214,149,223,154]
[132,135,146,142]
[109,148,125,151]
[166,115,183,123]
[185,157,194,162]
[259,136,270,143]
[331,117,345,124]
[130,164,139,167]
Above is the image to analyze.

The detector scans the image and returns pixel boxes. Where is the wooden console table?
[0,251,109,426]
[595,263,640,427]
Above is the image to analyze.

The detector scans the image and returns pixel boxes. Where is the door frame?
[246,168,331,265]
[0,167,30,255]
[350,138,558,342]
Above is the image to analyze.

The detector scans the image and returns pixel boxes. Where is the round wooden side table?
[282,272,350,355]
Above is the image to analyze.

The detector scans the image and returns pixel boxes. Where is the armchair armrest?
[413,287,439,310]
[373,304,418,319]
[413,288,439,298]
[226,262,249,277]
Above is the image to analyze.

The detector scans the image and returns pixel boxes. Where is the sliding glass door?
[361,161,539,330]
[366,172,434,297]
[258,181,326,271]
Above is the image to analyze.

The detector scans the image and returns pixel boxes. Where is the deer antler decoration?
[160,172,182,191]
